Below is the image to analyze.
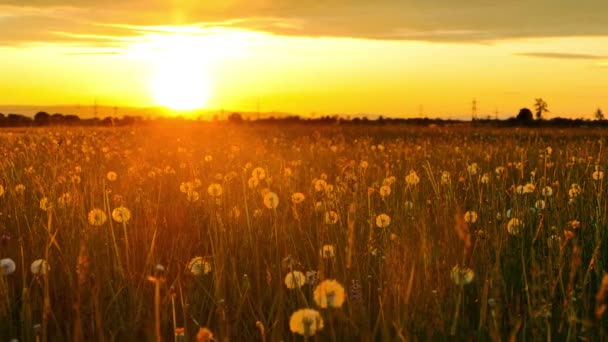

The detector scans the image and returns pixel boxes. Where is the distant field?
[0,124,607,341]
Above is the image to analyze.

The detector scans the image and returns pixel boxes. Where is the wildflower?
[404,201,414,210]
[359,161,369,170]
[451,265,474,286]
[535,200,546,210]
[464,211,478,224]
[379,185,391,197]
[320,245,335,259]
[252,167,266,180]
[305,271,318,285]
[14,184,25,195]
[545,146,553,155]
[375,213,391,228]
[524,183,535,194]
[30,259,50,275]
[291,192,305,204]
[593,170,604,181]
[324,211,339,224]
[196,327,214,342]
[204,155,213,162]
[187,257,211,276]
[542,186,553,197]
[71,175,81,184]
[1,258,16,275]
[480,173,490,184]
[111,206,131,223]
[174,327,185,337]
[405,171,420,186]
[516,185,525,194]
[383,176,396,186]
[284,270,306,289]
[0,185,4,197]
[313,279,346,308]
[186,191,200,202]
[440,171,451,185]
[289,308,324,336]
[207,183,223,197]
[314,179,327,192]
[467,163,478,176]
[569,184,582,198]
[263,191,279,209]
[106,171,117,181]
[39,197,49,211]
[88,209,107,226]
[495,166,505,175]
[507,218,523,235]
[569,220,580,230]
[180,182,194,193]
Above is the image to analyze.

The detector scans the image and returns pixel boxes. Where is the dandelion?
[542,186,553,197]
[196,327,214,342]
[324,211,339,224]
[404,201,414,210]
[30,259,50,275]
[1,258,16,275]
[179,182,194,193]
[39,197,49,211]
[263,191,279,209]
[186,191,200,202]
[535,200,546,210]
[14,184,25,195]
[204,155,213,162]
[507,218,523,235]
[207,183,223,197]
[247,177,259,189]
[464,211,478,224]
[379,185,391,197]
[313,279,346,308]
[284,270,306,289]
[320,245,335,259]
[88,209,107,226]
[0,185,4,197]
[383,176,396,186]
[495,166,505,175]
[480,173,490,184]
[516,185,525,194]
[106,171,117,181]
[291,192,305,204]
[359,161,369,170]
[451,265,475,285]
[314,179,327,192]
[545,146,553,155]
[252,167,266,180]
[375,213,391,228]
[441,171,451,185]
[569,183,582,198]
[405,171,420,186]
[569,220,580,230]
[467,163,478,176]
[111,206,131,223]
[593,170,604,181]
[186,257,211,276]
[289,308,324,337]
[305,271,318,285]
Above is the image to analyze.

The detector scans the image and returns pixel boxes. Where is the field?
[1,123,608,341]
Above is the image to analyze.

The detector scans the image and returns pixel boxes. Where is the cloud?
[2,1,608,47]
[515,52,608,60]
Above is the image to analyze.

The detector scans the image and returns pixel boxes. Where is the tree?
[534,98,548,120]
[516,108,533,122]
[595,108,604,121]
[34,111,50,126]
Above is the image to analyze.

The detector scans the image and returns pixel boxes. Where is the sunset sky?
[1,1,607,118]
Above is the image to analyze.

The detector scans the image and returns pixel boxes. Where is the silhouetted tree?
[595,108,604,121]
[227,113,244,124]
[7,113,32,126]
[516,108,534,122]
[534,98,548,120]
[34,111,51,126]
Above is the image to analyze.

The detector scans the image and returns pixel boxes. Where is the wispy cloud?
[515,52,608,60]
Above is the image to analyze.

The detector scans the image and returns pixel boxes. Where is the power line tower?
[94,100,98,118]
[471,98,477,121]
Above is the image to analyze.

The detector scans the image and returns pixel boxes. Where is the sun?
[150,62,211,111]
[146,34,213,111]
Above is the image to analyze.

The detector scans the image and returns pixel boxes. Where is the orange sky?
[1,1,607,118]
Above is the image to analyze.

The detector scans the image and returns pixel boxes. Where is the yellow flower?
[88,209,107,226]
[359,161,369,170]
[405,171,420,186]
[187,257,212,276]
[14,184,25,195]
[593,170,604,181]
[313,279,346,308]
[112,206,131,223]
[535,200,546,210]
[379,185,391,197]
[440,171,451,185]
[464,211,478,224]
[39,197,49,211]
[542,186,553,197]
[314,179,327,192]
[30,259,50,275]
[291,192,306,204]
[320,245,335,259]
[324,211,339,225]
[252,167,266,180]
[207,183,223,197]
[106,171,117,182]
[180,182,194,193]
[289,308,324,336]
[507,218,523,235]
[284,270,306,289]
[0,184,4,197]
[248,176,259,189]
[375,213,391,228]
[187,190,200,202]
[467,163,478,176]
[263,191,279,209]
[57,192,72,208]
[524,183,535,194]
[450,265,474,286]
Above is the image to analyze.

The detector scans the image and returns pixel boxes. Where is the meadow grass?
[0,124,607,341]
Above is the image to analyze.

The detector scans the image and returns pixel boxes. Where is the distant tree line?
[0,112,144,127]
